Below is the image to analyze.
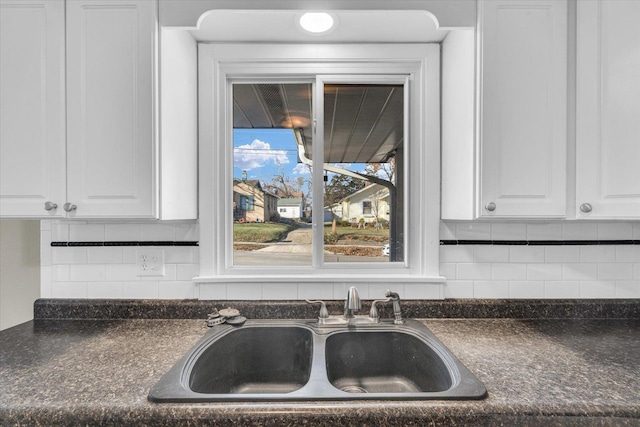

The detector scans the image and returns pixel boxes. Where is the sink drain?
[340,385,368,393]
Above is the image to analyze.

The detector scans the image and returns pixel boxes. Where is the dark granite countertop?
[2,311,640,426]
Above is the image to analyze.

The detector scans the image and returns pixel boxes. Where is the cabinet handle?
[484,202,496,212]
[63,202,77,212]
[44,201,57,211]
[580,203,592,213]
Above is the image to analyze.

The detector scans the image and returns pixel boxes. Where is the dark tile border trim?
[34,298,640,320]
[51,241,199,247]
[440,239,640,246]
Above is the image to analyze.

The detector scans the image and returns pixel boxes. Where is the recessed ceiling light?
[298,12,336,34]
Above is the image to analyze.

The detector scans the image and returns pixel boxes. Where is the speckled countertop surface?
[2,314,640,426]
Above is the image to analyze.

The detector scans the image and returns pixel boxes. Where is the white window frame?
[196,43,442,286]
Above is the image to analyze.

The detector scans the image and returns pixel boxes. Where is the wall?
[41,219,640,300]
[1,220,40,330]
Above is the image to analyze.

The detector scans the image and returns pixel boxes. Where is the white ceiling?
[190,10,448,43]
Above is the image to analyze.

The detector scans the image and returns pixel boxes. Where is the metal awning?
[232,83,403,164]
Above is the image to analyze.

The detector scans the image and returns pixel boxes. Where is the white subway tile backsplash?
[580,246,615,263]
[175,222,199,241]
[164,247,195,264]
[404,283,442,299]
[140,223,175,241]
[474,281,509,298]
[87,247,123,264]
[544,281,580,298]
[527,263,562,281]
[176,264,199,281]
[545,246,580,263]
[69,223,105,242]
[615,281,640,298]
[439,222,456,240]
[526,223,562,240]
[474,245,509,263]
[159,281,196,299]
[52,247,87,265]
[509,281,544,299]
[88,282,123,299]
[457,263,492,280]
[492,223,526,240]
[226,283,262,300]
[105,224,140,241]
[52,265,70,282]
[562,263,598,281]
[41,220,640,301]
[598,223,633,240]
[51,282,88,298]
[263,283,298,300]
[492,263,527,280]
[440,263,457,280]
[509,246,545,263]
[580,281,617,298]
[69,264,106,282]
[563,223,598,240]
[122,281,159,299]
[444,280,474,298]
[457,223,491,240]
[440,245,474,263]
[198,283,227,300]
[616,246,640,262]
[598,263,633,280]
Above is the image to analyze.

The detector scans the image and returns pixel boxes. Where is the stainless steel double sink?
[148,319,487,402]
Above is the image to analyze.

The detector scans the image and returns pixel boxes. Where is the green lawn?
[324,225,388,243]
[233,223,292,243]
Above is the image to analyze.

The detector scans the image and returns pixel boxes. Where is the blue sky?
[233,128,309,183]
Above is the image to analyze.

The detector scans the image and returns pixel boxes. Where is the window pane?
[323,84,404,263]
[232,83,313,266]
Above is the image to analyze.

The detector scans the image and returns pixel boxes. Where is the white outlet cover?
[136,249,165,277]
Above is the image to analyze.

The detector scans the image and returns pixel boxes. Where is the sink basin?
[148,319,486,402]
[189,327,313,394]
[325,331,453,394]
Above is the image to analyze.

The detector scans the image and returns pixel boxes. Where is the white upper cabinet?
[576,0,640,219]
[478,0,567,218]
[0,0,66,217]
[66,0,156,218]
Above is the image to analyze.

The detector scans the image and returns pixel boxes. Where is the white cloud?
[292,163,311,175]
[234,139,289,171]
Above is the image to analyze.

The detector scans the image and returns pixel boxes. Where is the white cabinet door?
[576,0,640,219]
[0,0,66,217]
[66,0,156,218]
[479,0,567,218]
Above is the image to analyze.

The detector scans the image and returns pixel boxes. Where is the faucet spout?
[344,286,361,318]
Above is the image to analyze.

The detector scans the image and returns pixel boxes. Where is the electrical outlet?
[136,249,165,277]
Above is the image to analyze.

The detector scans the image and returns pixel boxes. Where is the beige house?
[337,183,390,225]
[233,179,278,222]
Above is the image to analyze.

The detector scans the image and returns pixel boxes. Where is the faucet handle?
[306,300,329,319]
[369,298,391,321]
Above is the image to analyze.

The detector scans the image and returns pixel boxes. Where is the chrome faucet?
[385,290,405,324]
[344,286,361,319]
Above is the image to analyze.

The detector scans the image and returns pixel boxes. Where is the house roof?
[278,197,302,206]
[338,183,389,203]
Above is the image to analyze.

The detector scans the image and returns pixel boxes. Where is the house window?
[197,44,442,285]
[241,196,254,211]
[362,201,372,215]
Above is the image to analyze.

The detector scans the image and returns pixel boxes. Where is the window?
[362,201,372,215]
[241,196,254,211]
[197,44,442,286]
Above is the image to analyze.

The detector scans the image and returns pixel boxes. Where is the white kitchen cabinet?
[478,0,567,218]
[1,0,196,220]
[66,0,157,218]
[0,0,66,217]
[576,0,640,219]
